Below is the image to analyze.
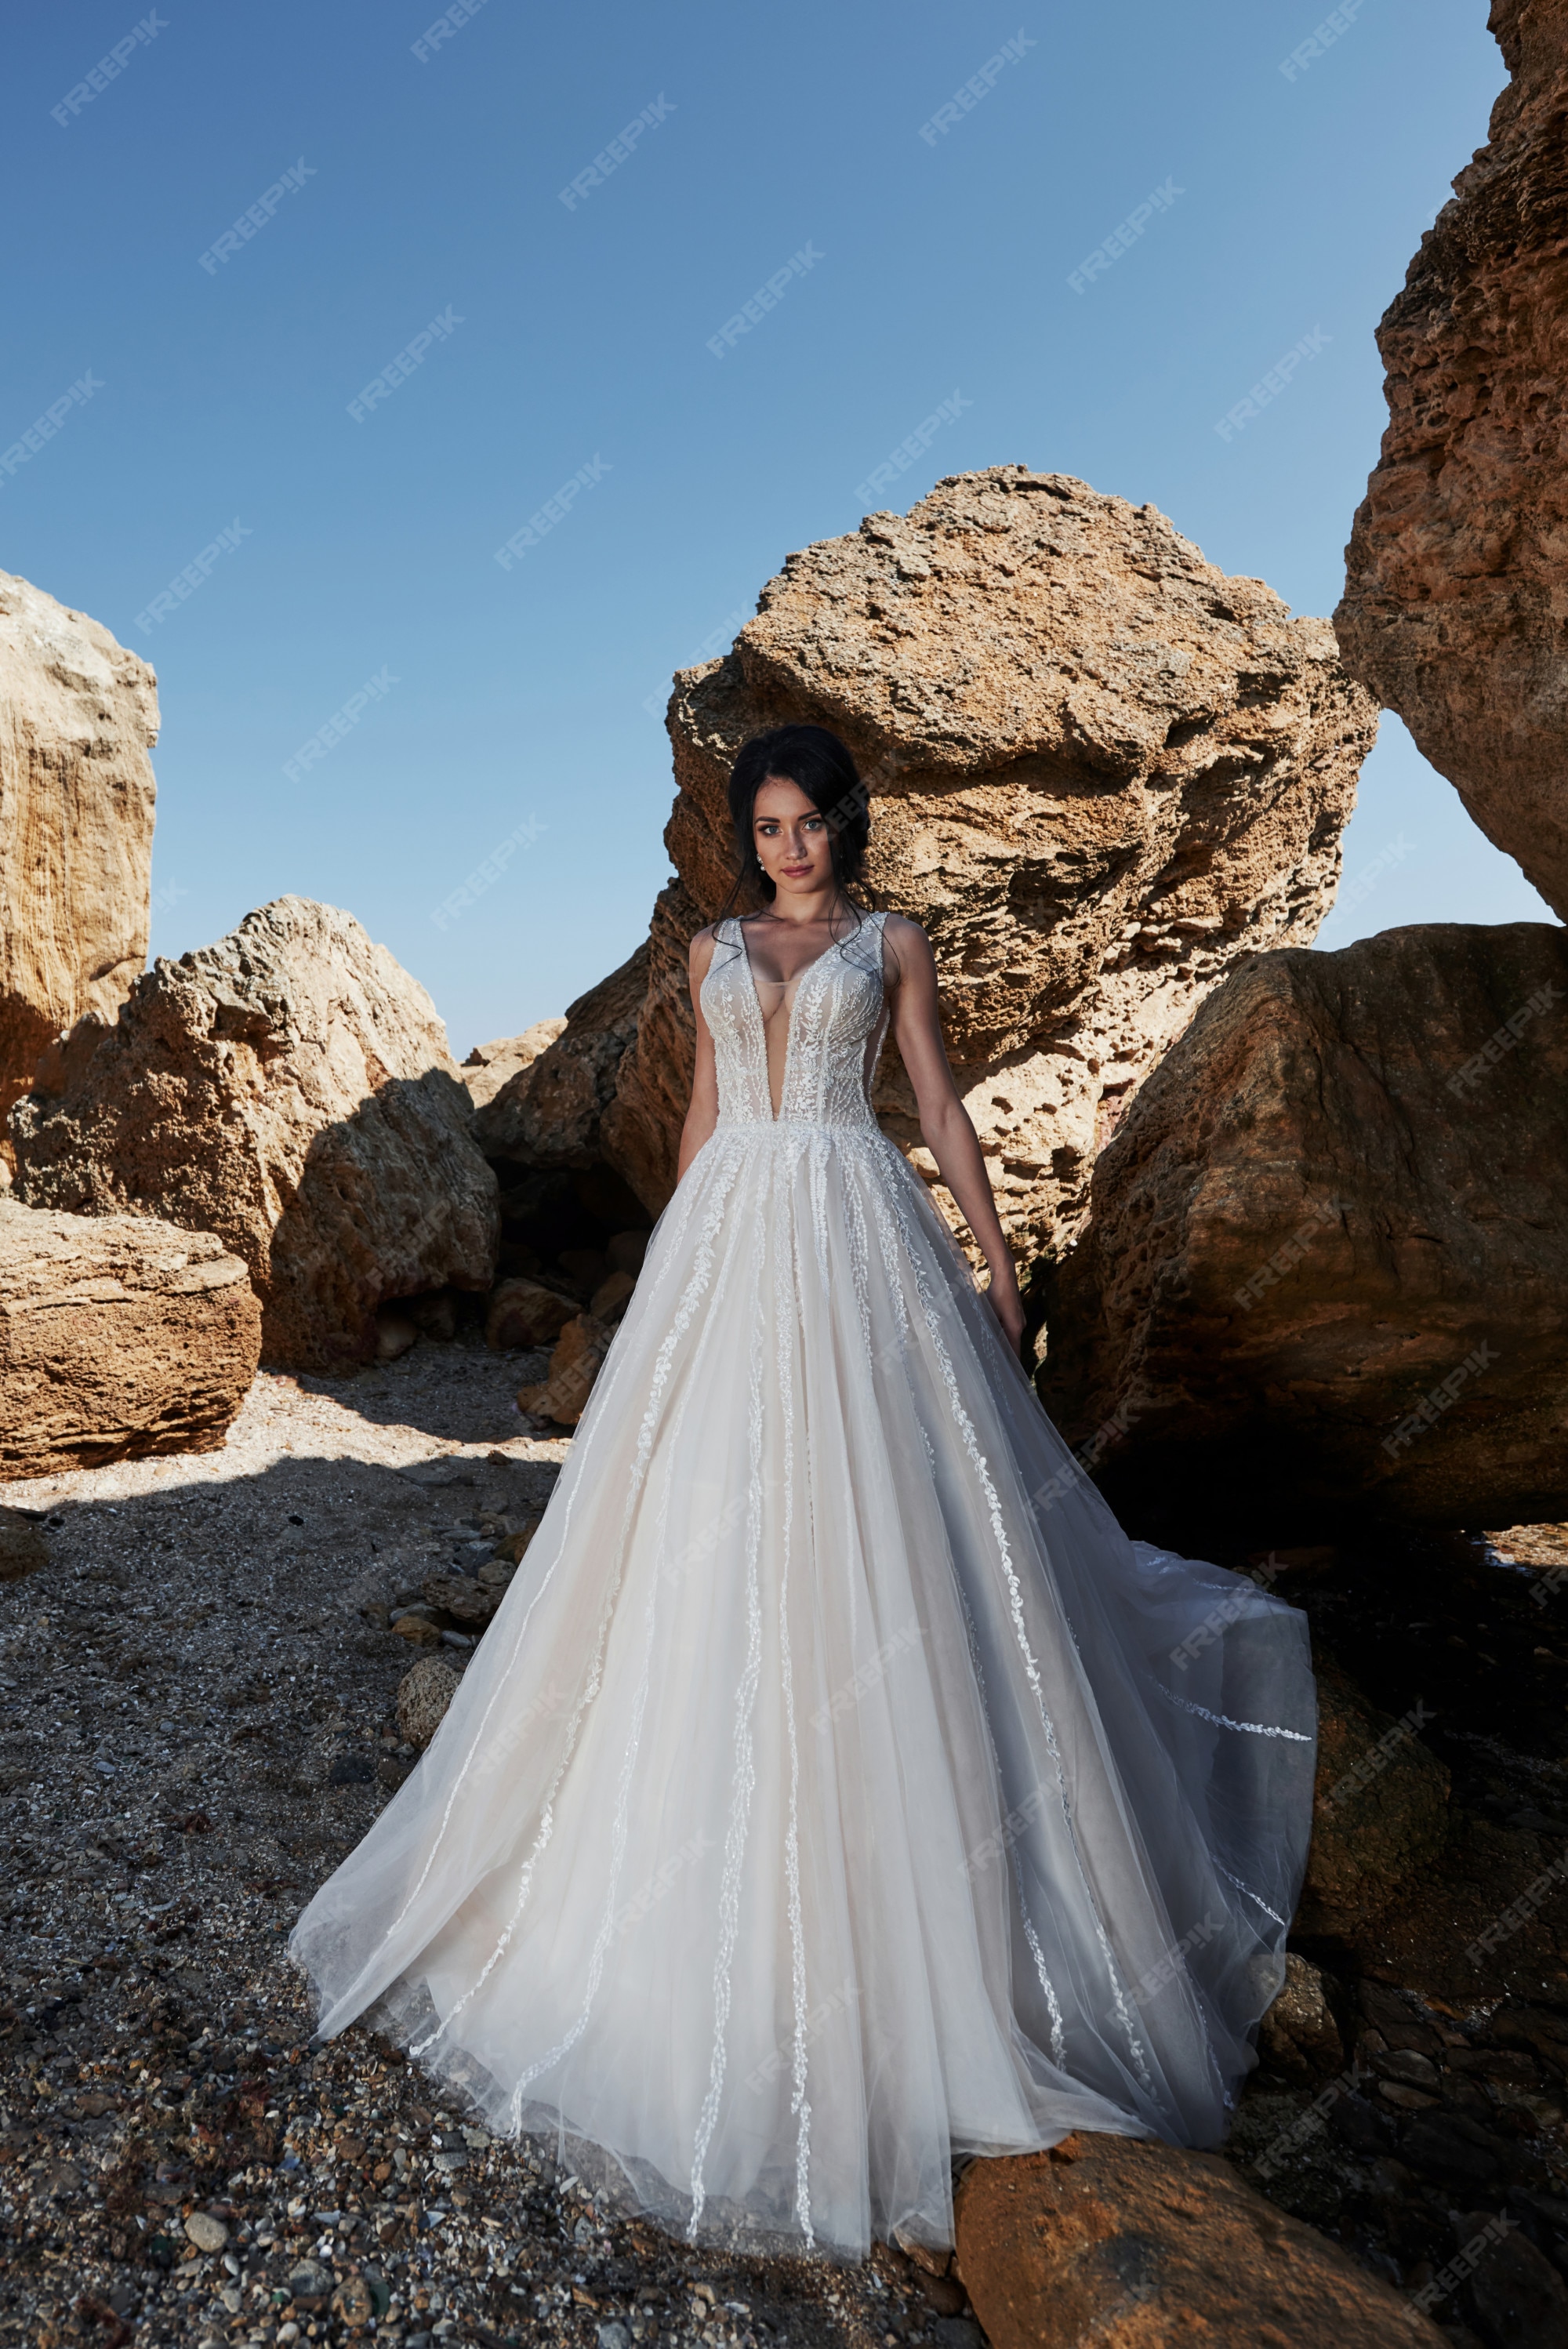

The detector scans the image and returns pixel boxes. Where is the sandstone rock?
[392,1613,443,1650]
[0,570,158,1161]
[485,1276,578,1352]
[517,1313,612,1425]
[524,470,1374,1258]
[476,946,648,1169]
[183,2211,227,2253]
[1298,1654,1450,1938]
[375,1309,419,1363]
[396,1655,459,1749]
[459,1018,567,1109]
[1256,1954,1345,2090]
[1039,922,1568,1535]
[1336,0,1568,920]
[954,2132,1446,2348]
[419,1572,499,1629]
[0,1197,259,1480]
[10,898,499,1371]
[0,1509,49,1582]
[589,1269,636,1321]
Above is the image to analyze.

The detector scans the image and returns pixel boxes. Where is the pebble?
[183,2211,228,2252]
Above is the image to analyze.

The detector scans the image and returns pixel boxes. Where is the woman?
[292,724,1316,2262]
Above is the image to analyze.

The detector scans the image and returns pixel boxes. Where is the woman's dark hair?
[720,724,872,917]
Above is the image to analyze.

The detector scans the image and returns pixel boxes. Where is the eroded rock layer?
[0,568,158,1157]
[505,469,1375,1258]
[0,1197,260,1479]
[1336,0,1568,917]
[10,898,498,1371]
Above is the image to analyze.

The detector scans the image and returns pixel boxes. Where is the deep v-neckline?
[735,916,864,1124]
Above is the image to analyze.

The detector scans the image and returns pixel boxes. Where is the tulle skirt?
[289,1119,1316,2260]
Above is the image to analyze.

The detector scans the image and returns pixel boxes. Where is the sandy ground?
[0,1336,975,2349]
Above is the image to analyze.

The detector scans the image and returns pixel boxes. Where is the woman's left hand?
[985,1267,1027,1359]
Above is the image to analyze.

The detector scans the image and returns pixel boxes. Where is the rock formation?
[475,948,646,1171]
[0,568,158,1163]
[0,1197,260,1479]
[459,1018,565,1110]
[1336,0,1568,920]
[953,2132,1446,2348]
[1037,922,1568,1537]
[492,469,1375,1258]
[9,898,498,1371]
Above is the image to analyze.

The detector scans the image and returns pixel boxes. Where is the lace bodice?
[701,911,891,1130]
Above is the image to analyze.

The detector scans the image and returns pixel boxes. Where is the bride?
[291,723,1316,2261]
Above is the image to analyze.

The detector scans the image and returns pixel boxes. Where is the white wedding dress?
[292,911,1316,2260]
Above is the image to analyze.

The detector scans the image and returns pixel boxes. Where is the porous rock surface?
[503,468,1375,1258]
[459,1017,566,1110]
[0,1196,259,1479]
[953,2131,1447,2349]
[1336,0,1568,918]
[9,898,498,1371]
[0,568,158,1157]
[1039,922,1568,1535]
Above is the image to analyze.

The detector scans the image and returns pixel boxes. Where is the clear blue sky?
[4,0,1551,1056]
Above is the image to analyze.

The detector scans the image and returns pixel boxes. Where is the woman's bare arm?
[676,927,721,1182]
[883,913,1025,1353]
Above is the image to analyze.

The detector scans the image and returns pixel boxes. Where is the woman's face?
[751,776,835,899]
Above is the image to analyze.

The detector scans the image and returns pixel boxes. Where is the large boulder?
[0,569,157,1161]
[0,1197,260,1479]
[1335,0,1568,919]
[9,898,499,1371]
[1038,922,1568,1537]
[953,2132,1446,2348]
[509,469,1375,1258]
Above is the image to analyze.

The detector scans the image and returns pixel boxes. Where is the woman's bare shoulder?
[879,910,935,974]
[688,922,725,978]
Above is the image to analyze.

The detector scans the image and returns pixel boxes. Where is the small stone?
[597,2325,631,2349]
[397,1656,461,1750]
[376,1309,419,1363]
[589,1269,637,1322]
[420,1573,499,1628]
[184,2210,228,2252]
[485,1277,578,1352]
[493,1521,541,1566]
[331,2275,374,2328]
[517,1314,612,1426]
[287,2259,332,2304]
[327,1753,375,1786]
[393,1614,444,1649]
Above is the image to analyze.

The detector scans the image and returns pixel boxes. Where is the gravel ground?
[0,1337,980,2349]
